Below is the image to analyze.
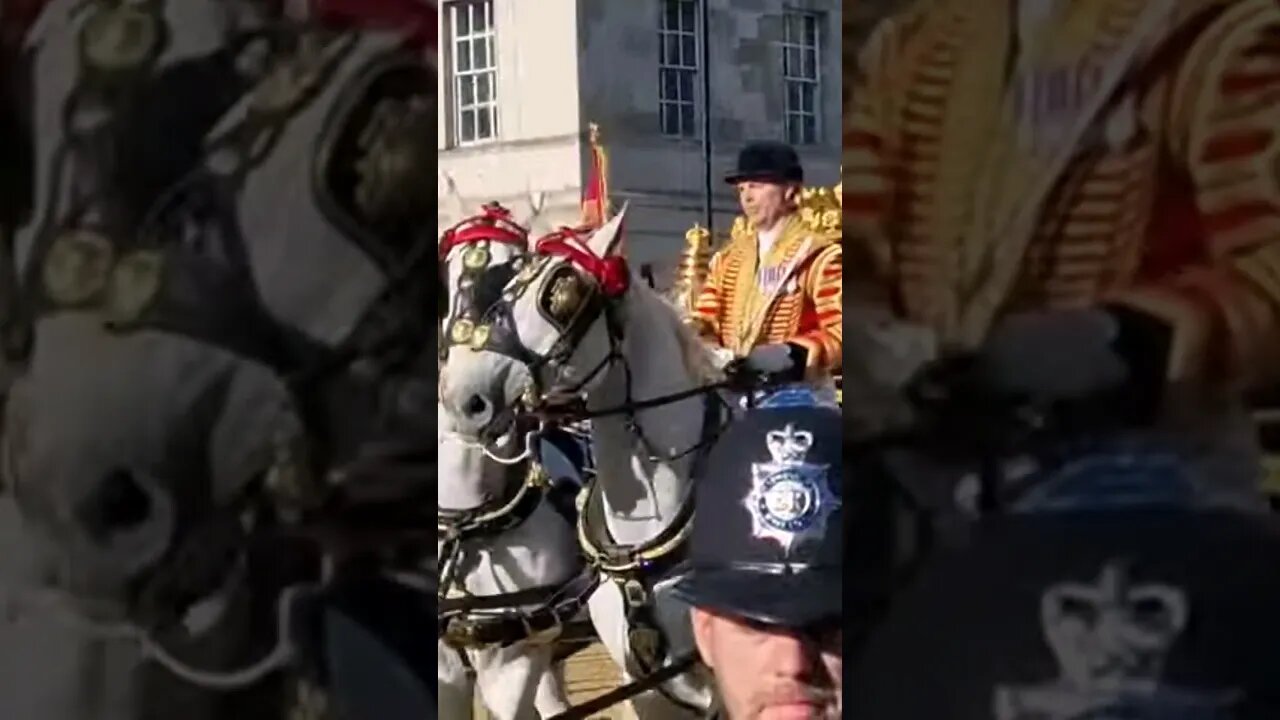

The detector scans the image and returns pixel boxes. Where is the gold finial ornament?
[672,223,714,316]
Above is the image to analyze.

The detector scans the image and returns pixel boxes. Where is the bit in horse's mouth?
[478,406,519,446]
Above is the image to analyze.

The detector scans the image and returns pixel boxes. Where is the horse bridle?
[438,202,529,359]
[446,227,631,413]
[1,26,440,690]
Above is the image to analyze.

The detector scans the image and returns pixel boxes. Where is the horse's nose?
[75,468,152,542]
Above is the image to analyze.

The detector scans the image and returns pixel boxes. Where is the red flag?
[580,123,610,230]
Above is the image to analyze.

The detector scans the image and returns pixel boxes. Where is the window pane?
[664,0,678,31]
[805,16,818,46]
[476,73,491,103]
[680,103,695,136]
[661,69,678,100]
[666,35,680,66]
[804,115,817,144]
[456,5,470,35]
[478,108,493,139]
[661,103,677,135]
[681,35,695,67]
[681,0,696,32]
[803,84,816,112]
[460,75,475,106]
[457,40,472,71]
[461,109,476,142]
[679,70,694,102]
[804,49,816,78]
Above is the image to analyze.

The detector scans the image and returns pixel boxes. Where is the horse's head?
[437,203,533,508]
[2,19,437,632]
[440,208,629,440]
[438,202,530,326]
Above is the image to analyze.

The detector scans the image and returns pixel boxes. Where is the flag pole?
[699,0,713,235]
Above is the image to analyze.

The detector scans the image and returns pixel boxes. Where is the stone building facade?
[436,0,842,283]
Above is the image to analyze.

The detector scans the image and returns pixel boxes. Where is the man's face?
[735,180,795,230]
[691,607,842,719]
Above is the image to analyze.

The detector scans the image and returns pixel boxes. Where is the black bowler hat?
[672,386,842,628]
[724,140,805,185]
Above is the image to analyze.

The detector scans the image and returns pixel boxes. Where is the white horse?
[436,208,580,720]
[441,208,719,718]
[2,8,435,718]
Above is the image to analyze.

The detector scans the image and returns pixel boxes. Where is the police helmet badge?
[993,560,1240,719]
[745,423,840,556]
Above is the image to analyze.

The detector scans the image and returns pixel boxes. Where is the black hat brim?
[671,566,841,628]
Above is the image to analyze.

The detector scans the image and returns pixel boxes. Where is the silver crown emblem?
[745,423,839,556]
[767,424,814,464]
[993,560,1240,719]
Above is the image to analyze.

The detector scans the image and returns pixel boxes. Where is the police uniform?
[692,143,843,381]
[316,573,438,719]
[672,387,843,718]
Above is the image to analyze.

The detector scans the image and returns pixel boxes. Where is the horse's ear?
[585,203,628,258]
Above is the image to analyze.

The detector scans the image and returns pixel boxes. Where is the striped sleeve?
[791,244,844,375]
[843,13,905,311]
[1121,2,1280,386]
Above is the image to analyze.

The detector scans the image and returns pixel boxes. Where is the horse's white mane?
[625,277,721,385]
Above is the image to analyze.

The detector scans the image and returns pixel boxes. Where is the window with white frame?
[658,0,699,138]
[781,11,821,145]
[447,0,498,145]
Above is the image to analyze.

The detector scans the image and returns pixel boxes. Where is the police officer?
[673,387,843,719]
